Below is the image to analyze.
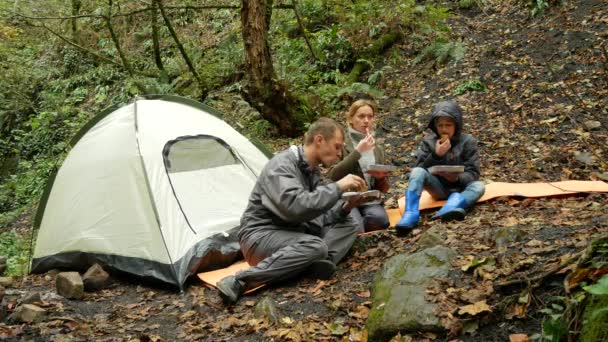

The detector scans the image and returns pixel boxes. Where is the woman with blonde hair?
[326,99,390,232]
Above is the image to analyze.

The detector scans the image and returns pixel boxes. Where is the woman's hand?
[356,129,375,153]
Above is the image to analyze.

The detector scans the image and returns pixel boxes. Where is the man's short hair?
[303,117,344,145]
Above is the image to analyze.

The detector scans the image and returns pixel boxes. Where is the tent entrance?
[163,135,256,236]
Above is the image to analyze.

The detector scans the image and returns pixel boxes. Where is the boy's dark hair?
[304,117,344,145]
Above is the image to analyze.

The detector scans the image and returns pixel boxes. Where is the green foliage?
[533,294,584,342]
[250,119,275,139]
[0,230,31,276]
[453,78,486,96]
[458,0,475,9]
[527,0,562,17]
[414,39,467,66]
[584,275,608,296]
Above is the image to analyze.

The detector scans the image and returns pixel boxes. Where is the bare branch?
[6,3,294,21]
[33,22,122,68]
[156,0,207,99]
[292,0,317,61]
[105,0,149,94]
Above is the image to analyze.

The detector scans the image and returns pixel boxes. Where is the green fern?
[414,40,467,66]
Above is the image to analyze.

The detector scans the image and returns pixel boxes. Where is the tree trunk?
[71,0,81,41]
[150,0,165,73]
[241,0,307,137]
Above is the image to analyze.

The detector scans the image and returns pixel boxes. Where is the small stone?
[495,227,527,249]
[0,297,9,321]
[254,296,282,324]
[9,303,46,323]
[56,272,84,299]
[583,120,601,130]
[574,151,595,165]
[83,263,110,292]
[595,172,608,182]
[0,277,13,288]
[20,292,42,305]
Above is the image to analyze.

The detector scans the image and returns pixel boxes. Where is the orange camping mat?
[200,180,608,290]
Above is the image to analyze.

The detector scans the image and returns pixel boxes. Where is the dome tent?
[31,95,271,290]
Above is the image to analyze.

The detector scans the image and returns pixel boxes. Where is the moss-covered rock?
[417,227,443,249]
[365,246,456,341]
[494,227,526,249]
[580,294,608,342]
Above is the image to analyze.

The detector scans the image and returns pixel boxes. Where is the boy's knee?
[410,167,428,179]
[470,181,485,194]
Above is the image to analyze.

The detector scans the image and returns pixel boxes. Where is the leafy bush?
[458,0,476,9]
[453,78,486,96]
[0,230,31,276]
[527,0,562,17]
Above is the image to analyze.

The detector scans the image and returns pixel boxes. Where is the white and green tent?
[31,95,271,289]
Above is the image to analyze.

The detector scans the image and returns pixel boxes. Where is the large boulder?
[366,246,456,341]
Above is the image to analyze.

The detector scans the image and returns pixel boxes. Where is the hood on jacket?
[427,100,463,138]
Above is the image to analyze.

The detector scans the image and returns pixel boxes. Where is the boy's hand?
[436,172,459,183]
[435,138,451,157]
[336,174,367,192]
[356,129,375,153]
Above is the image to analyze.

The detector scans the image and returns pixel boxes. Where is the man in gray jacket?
[217,118,366,304]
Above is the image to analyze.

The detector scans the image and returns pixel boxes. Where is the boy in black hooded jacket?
[395,100,485,235]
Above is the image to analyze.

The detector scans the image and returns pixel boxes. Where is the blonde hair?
[346,99,378,127]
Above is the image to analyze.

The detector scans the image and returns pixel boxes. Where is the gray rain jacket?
[416,101,481,190]
[238,145,347,242]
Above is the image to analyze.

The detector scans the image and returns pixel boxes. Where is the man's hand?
[436,171,459,183]
[435,138,451,158]
[356,129,375,153]
[336,174,366,192]
[342,196,369,212]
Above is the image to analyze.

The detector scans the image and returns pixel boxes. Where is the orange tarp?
[200,180,608,289]
[388,180,608,227]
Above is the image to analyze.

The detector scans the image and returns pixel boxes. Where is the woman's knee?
[364,211,390,230]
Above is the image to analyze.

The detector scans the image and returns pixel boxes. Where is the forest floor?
[1,1,608,341]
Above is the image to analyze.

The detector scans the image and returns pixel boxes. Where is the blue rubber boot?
[395,191,420,236]
[432,192,467,221]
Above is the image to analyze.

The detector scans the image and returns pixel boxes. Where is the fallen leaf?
[458,300,492,316]
[281,317,294,325]
[526,239,543,247]
[356,290,371,298]
[509,333,530,342]
[326,322,349,336]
